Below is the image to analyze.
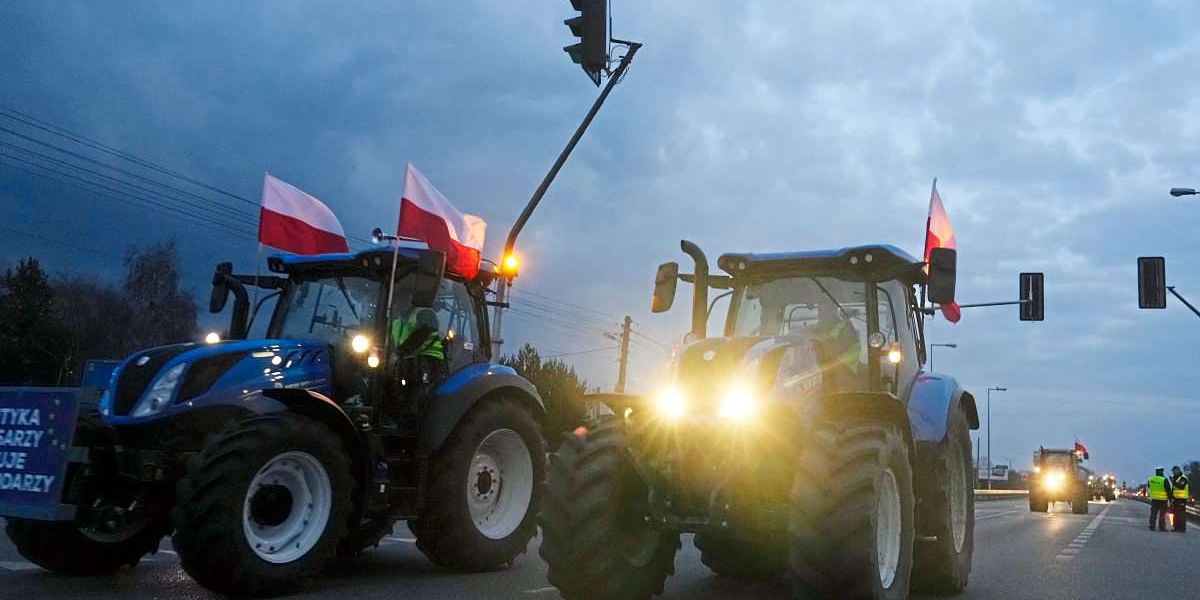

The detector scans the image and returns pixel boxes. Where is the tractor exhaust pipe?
[680,240,708,339]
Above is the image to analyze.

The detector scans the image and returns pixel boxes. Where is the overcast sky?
[2,1,1199,482]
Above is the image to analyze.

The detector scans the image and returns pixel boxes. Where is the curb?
[974,489,1029,502]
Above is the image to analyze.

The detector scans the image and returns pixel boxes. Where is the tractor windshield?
[272,274,383,346]
[1041,453,1074,471]
[731,276,895,345]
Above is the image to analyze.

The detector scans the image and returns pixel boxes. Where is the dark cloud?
[2,0,1199,480]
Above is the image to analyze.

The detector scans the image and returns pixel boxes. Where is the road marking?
[0,560,39,571]
[1053,504,1110,564]
[523,586,558,594]
[976,509,1025,521]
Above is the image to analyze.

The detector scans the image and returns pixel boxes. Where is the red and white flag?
[259,174,349,255]
[923,179,962,323]
[398,163,486,278]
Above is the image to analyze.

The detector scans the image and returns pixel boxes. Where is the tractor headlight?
[351,334,371,354]
[131,363,187,417]
[1043,470,1065,491]
[718,383,759,423]
[654,385,686,421]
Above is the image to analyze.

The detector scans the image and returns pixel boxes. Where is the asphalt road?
[0,498,1192,599]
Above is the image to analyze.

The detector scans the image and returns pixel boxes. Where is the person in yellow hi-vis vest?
[1170,465,1190,533]
[1148,466,1172,531]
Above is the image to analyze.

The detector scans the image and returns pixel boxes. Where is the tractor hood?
[102,338,333,424]
[673,334,824,414]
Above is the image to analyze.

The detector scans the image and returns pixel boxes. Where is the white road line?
[380,536,417,544]
[523,586,558,594]
[1053,504,1111,564]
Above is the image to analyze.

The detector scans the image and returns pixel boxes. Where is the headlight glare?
[132,363,187,417]
[718,384,758,422]
[655,385,686,420]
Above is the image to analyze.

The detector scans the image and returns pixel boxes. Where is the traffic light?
[1137,256,1167,309]
[1019,272,1044,321]
[564,0,608,86]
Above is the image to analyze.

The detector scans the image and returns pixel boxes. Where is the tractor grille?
[113,346,192,415]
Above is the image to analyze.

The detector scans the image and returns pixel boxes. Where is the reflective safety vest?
[1148,475,1169,500]
[1171,475,1190,500]
[391,312,445,360]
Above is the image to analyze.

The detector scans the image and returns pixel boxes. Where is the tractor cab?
[210,243,493,433]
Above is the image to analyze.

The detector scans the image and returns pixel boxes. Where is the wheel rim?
[948,448,968,553]
[242,451,332,564]
[468,428,534,540]
[877,467,902,589]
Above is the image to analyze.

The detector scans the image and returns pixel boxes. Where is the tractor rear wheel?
[172,414,353,596]
[912,405,974,594]
[695,533,785,579]
[1072,489,1089,515]
[409,397,544,571]
[1029,495,1048,513]
[6,410,168,575]
[538,417,680,600]
[789,418,915,600]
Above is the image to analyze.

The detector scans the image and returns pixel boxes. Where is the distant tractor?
[2,241,553,596]
[1029,447,1090,514]
[1089,473,1117,502]
[539,242,988,599]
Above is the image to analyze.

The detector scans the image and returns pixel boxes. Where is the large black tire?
[5,410,168,575]
[789,418,915,600]
[538,418,680,600]
[1029,495,1048,513]
[695,533,785,579]
[1071,489,1089,515]
[912,406,974,594]
[172,414,354,596]
[409,397,545,571]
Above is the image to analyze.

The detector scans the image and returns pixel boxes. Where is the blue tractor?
[539,242,980,600]
[3,239,551,595]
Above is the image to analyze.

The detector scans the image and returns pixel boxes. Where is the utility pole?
[615,316,632,393]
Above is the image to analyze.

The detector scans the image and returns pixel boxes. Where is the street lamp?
[929,343,957,373]
[986,386,1008,490]
[1170,187,1197,197]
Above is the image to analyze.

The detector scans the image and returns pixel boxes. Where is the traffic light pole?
[491,41,643,357]
[1167,286,1200,320]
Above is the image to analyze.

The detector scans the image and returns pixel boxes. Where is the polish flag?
[258,174,349,255]
[923,179,962,323]
[398,163,486,278]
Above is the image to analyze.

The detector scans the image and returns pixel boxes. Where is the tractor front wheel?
[172,414,353,596]
[538,417,680,600]
[789,418,915,600]
[912,404,975,594]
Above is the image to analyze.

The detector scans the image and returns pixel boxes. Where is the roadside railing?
[974,489,1029,501]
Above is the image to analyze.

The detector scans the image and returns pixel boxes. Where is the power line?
[511,284,623,321]
[508,294,619,329]
[543,346,619,359]
[0,106,375,246]
[0,223,124,262]
[0,143,258,232]
[0,154,259,240]
[0,125,253,222]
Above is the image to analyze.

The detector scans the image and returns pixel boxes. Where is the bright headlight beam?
[351,334,370,354]
[718,384,758,422]
[655,386,686,420]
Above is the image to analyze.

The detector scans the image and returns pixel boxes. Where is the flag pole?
[250,242,263,332]
[920,177,937,313]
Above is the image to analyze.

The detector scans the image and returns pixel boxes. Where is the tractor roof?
[267,244,432,278]
[717,244,923,283]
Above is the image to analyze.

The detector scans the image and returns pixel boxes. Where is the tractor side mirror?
[927,248,957,305]
[412,250,446,308]
[1019,272,1044,321]
[210,261,233,313]
[652,262,679,313]
[1138,256,1167,309]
